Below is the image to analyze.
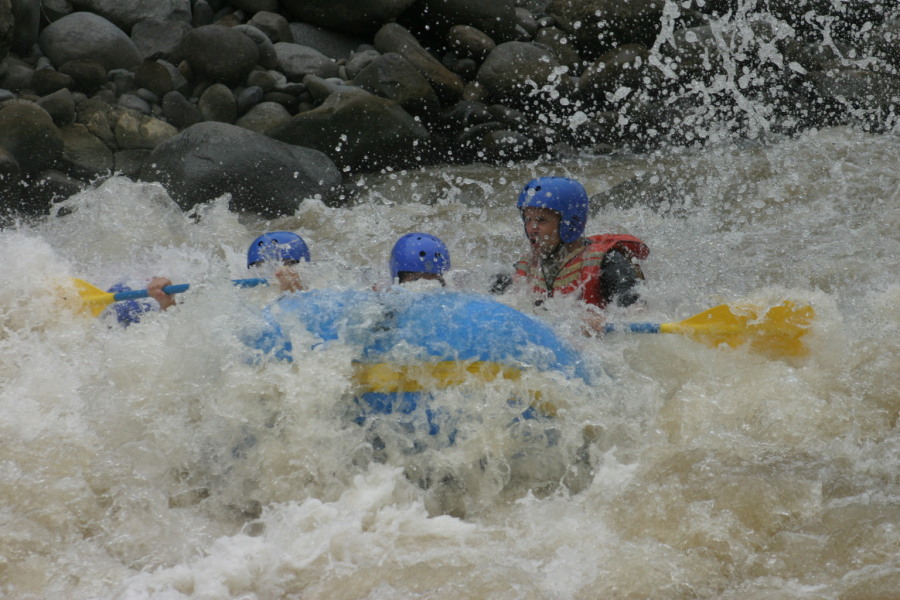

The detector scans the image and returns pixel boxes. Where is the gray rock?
[246,69,279,92]
[447,25,496,62]
[398,0,517,44]
[0,57,33,92]
[577,44,657,110]
[39,12,142,71]
[131,18,192,61]
[40,0,73,22]
[161,90,201,129]
[475,41,572,111]
[191,0,214,27]
[345,48,381,79]
[234,24,279,70]
[480,128,538,162]
[199,83,237,123]
[134,60,174,98]
[353,52,440,121]
[68,0,191,33]
[32,68,75,96]
[140,121,343,216]
[230,0,279,14]
[114,109,178,149]
[235,100,290,133]
[0,2,12,65]
[117,93,151,115]
[274,42,339,81]
[58,59,107,94]
[236,85,264,114]
[248,11,293,43]
[280,0,417,35]
[288,22,367,60]
[374,23,464,103]
[546,0,664,61]
[0,101,64,174]
[176,25,260,85]
[269,88,432,173]
[37,87,76,125]
[301,74,356,103]
[515,7,539,38]
[533,26,582,74]
[60,122,113,176]
[9,0,41,55]
[113,147,150,178]
[75,97,117,148]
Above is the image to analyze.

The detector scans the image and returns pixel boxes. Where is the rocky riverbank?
[1,0,898,220]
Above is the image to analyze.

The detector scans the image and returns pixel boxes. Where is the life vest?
[514,234,649,308]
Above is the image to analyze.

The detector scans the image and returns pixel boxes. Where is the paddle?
[603,300,815,358]
[69,277,269,317]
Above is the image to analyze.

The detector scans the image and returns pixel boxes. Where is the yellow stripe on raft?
[351,360,558,417]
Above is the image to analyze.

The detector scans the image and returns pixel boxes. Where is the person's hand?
[274,267,303,293]
[147,277,176,310]
[581,311,606,337]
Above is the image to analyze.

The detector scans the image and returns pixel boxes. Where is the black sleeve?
[599,250,641,307]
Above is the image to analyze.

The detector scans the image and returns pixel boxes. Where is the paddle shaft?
[603,323,661,334]
[110,278,268,301]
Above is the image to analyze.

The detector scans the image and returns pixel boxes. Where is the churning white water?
[1,124,898,599]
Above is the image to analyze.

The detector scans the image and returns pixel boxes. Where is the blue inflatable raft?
[246,289,592,439]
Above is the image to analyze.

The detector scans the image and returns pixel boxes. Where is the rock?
[288,22,367,60]
[113,148,150,178]
[0,57,34,92]
[37,87,76,125]
[199,83,237,123]
[280,0,418,35]
[117,93,151,115]
[66,0,191,33]
[480,128,539,162]
[353,52,440,122]
[374,23,464,103]
[247,10,293,43]
[547,0,664,61]
[176,25,260,85]
[58,59,108,94]
[76,97,117,148]
[301,74,355,104]
[32,68,75,96]
[447,25,496,62]
[576,44,657,110]
[234,100,290,133]
[161,90,202,129]
[234,24,279,70]
[230,0,279,14]
[114,109,178,149]
[131,18,192,61]
[0,101,64,174]
[236,85,264,114]
[134,60,174,98]
[39,12,142,71]
[9,0,40,55]
[140,121,343,216]
[399,0,517,44]
[533,26,582,73]
[274,42,339,81]
[60,122,114,176]
[344,48,381,79]
[474,41,572,113]
[269,88,432,173]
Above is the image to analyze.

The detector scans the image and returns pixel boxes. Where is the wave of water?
[1,124,898,598]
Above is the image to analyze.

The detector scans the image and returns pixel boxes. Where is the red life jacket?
[514,234,649,308]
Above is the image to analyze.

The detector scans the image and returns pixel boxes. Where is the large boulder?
[269,88,432,173]
[352,52,441,122]
[547,0,665,61]
[174,25,259,86]
[140,122,343,217]
[68,0,191,33]
[399,0,518,44]
[273,42,339,81]
[374,23,465,103]
[474,41,573,113]
[0,101,64,175]
[38,12,141,71]
[280,0,417,35]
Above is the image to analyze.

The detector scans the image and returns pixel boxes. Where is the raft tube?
[246,289,593,437]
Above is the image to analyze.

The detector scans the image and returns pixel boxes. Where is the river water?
[1,123,897,599]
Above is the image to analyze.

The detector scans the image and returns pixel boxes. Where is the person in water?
[105,277,178,327]
[496,176,648,331]
[246,230,310,293]
[390,232,451,286]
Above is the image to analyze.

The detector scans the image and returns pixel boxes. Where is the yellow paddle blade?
[660,300,815,358]
[69,278,116,317]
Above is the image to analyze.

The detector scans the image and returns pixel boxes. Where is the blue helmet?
[247,231,310,267]
[390,233,451,280]
[516,177,589,244]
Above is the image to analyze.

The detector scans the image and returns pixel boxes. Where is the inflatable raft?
[246,289,593,440]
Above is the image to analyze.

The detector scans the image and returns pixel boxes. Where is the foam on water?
[1,124,898,598]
